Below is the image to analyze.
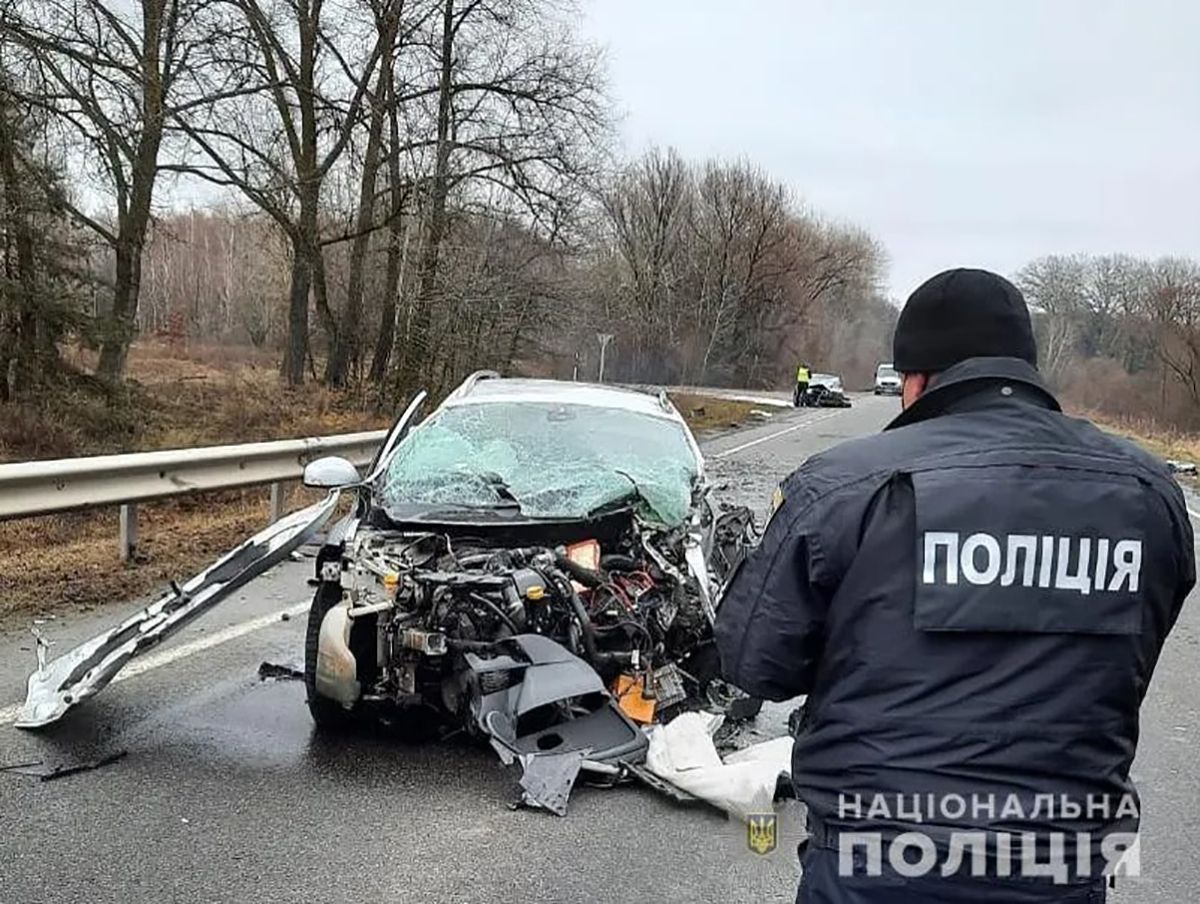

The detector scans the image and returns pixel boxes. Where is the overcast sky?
[580,0,1200,300]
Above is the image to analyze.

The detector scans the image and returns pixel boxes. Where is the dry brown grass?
[1071,406,1200,468]
[2,340,391,463]
[1,490,287,621]
[668,393,762,432]
[0,341,390,619]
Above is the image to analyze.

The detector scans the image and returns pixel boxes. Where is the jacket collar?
[885,356,1061,431]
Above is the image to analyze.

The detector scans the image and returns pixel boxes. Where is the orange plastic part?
[612,674,656,724]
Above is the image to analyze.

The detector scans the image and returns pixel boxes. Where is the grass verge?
[1070,407,1200,474]
[668,393,766,432]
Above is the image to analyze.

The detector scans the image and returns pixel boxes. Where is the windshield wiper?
[477,471,522,507]
[583,470,645,519]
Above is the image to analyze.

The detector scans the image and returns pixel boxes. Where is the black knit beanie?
[893,268,1038,373]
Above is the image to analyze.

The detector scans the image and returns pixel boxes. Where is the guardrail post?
[119,503,138,563]
[269,481,285,523]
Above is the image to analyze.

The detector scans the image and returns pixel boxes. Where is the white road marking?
[0,601,308,726]
[1188,507,1200,522]
[711,410,839,459]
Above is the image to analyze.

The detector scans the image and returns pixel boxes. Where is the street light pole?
[596,333,614,382]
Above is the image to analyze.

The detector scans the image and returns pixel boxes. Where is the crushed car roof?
[444,376,680,421]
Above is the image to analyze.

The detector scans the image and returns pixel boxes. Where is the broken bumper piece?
[468,634,649,815]
[17,492,340,729]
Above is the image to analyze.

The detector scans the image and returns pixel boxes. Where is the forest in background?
[0,0,892,417]
[1,0,1197,449]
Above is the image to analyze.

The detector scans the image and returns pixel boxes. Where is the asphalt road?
[0,393,1196,903]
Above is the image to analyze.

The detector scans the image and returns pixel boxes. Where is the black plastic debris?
[1,750,127,782]
[0,760,43,774]
[258,661,304,681]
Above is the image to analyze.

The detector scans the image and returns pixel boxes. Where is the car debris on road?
[17,374,770,816]
[257,661,304,681]
[0,749,128,782]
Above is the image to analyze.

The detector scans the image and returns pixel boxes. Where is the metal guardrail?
[0,431,387,561]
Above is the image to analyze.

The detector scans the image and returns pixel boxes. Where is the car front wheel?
[304,585,358,732]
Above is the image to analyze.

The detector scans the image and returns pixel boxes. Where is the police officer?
[715,268,1194,902]
[795,362,811,407]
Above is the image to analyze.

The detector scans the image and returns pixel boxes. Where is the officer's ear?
[901,373,930,410]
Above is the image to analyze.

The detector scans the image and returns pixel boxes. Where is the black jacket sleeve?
[714,482,833,701]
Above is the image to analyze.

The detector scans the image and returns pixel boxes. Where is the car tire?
[304,585,357,732]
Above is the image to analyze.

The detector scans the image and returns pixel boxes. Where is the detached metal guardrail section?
[0,431,387,561]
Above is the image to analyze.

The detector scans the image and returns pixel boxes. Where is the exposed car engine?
[314,504,757,738]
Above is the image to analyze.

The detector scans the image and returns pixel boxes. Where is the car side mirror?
[302,456,361,489]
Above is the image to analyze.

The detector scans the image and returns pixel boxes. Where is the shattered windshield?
[378,401,700,526]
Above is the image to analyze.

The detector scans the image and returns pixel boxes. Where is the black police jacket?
[715,356,1194,866]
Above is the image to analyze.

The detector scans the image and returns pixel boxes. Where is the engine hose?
[550,569,622,667]
[457,553,495,567]
[553,552,606,588]
[467,592,520,637]
[600,554,639,572]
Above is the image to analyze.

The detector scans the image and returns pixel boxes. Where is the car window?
[379,401,699,525]
[877,364,898,378]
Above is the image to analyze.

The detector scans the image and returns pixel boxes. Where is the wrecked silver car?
[18,373,759,812]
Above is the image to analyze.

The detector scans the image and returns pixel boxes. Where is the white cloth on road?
[645,711,793,821]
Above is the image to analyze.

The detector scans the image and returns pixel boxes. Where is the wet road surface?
[0,394,1196,903]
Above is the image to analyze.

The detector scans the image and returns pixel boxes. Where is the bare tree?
[594,147,886,387]
[1016,255,1088,384]
[171,0,399,384]
[1146,258,1200,410]
[389,0,610,394]
[366,84,413,383]
[689,161,791,383]
[4,0,206,379]
[600,147,693,380]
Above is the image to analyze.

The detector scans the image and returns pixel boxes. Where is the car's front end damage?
[309,489,757,813]
[803,375,853,408]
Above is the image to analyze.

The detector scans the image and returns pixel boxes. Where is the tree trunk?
[280,0,322,386]
[396,0,453,392]
[370,87,409,386]
[325,8,397,387]
[97,0,168,381]
[283,235,313,386]
[370,216,407,385]
[0,96,42,395]
[98,238,146,378]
